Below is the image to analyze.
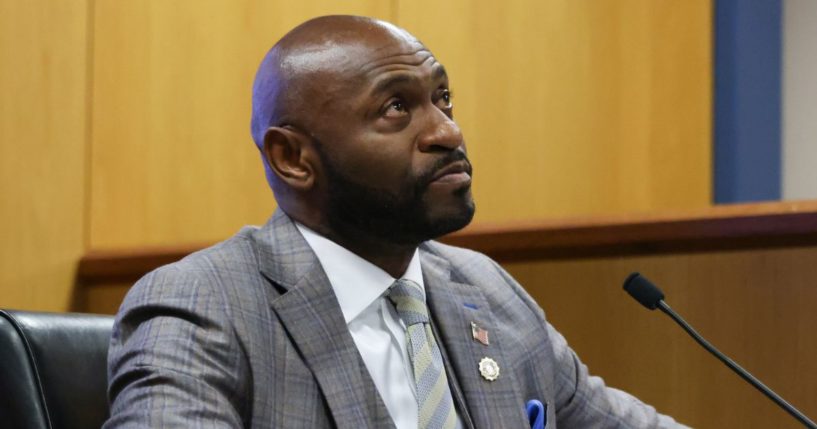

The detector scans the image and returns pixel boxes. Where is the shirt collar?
[295,222,425,324]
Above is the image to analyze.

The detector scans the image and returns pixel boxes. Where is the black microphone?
[623,272,817,429]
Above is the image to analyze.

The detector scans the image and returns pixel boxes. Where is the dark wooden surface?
[77,200,817,285]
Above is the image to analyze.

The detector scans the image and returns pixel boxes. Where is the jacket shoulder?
[119,226,268,312]
[421,239,496,267]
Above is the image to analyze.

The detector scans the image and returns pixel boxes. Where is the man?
[105,15,686,428]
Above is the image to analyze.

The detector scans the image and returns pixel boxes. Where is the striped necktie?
[388,279,457,429]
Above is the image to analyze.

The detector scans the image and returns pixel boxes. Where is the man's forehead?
[364,53,447,96]
[279,34,431,81]
[357,45,437,75]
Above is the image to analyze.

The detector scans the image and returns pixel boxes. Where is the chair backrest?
[0,309,114,429]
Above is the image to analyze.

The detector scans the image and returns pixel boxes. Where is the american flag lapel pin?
[471,321,490,346]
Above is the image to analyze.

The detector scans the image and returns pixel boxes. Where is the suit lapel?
[256,211,395,428]
[421,248,529,428]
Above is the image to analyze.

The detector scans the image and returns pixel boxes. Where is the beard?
[319,148,476,246]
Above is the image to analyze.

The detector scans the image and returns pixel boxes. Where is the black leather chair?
[0,309,114,429]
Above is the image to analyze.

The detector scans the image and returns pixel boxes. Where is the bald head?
[248,15,472,249]
[251,15,422,151]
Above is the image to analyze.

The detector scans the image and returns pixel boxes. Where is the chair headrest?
[0,310,114,429]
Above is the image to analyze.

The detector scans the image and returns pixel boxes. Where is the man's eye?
[389,100,405,111]
[383,99,408,118]
[437,90,453,109]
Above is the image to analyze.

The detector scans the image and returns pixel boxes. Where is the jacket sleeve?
[104,264,250,429]
[490,259,690,429]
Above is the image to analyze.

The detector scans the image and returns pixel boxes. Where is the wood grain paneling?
[396,0,712,222]
[89,0,393,249]
[89,0,712,249]
[0,0,89,311]
[76,200,817,285]
[507,248,817,428]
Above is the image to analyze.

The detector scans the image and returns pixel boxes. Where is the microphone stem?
[657,301,817,429]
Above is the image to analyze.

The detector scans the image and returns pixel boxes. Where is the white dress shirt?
[296,223,462,429]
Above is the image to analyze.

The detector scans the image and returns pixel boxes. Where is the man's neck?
[304,222,418,279]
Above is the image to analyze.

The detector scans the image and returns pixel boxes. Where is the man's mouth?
[430,160,472,185]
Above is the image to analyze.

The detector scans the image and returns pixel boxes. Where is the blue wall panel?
[714,0,782,203]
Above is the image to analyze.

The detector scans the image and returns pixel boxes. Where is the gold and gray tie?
[388,279,457,429]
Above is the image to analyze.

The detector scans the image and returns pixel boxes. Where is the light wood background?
[86,0,711,250]
[2,0,711,309]
[88,0,392,249]
[398,0,712,221]
[1,1,89,311]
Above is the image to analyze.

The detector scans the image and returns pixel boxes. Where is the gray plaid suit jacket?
[105,210,685,428]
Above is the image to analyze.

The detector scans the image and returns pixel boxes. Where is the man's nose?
[417,109,464,152]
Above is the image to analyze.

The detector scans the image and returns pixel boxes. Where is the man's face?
[301,34,475,244]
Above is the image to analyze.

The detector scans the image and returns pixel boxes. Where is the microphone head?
[623,272,665,310]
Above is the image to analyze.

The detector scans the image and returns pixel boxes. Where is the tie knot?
[388,279,429,326]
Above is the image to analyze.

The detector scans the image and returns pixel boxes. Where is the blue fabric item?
[526,399,546,429]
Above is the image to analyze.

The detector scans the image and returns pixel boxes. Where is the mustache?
[419,150,472,187]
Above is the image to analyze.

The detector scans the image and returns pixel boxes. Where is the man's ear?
[262,126,316,191]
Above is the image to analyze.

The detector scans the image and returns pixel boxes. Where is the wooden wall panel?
[506,247,817,428]
[89,0,394,249]
[0,0,89,311]
[90,0,712,249]
[396,0,712,222]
